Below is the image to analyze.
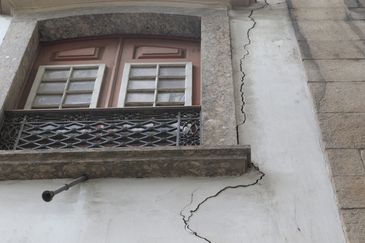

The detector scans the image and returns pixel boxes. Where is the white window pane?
[126,92,154,103]
[38,82,66,93]
[159,66,185,77]
[157,92,185,103]
[130,66,156,77]
[33,95,62,106]
[43,69,69,80]
[68,81,95,91]
[158,79,185,89]
[128,80,155,90]
[64,94,91,105]
[72,68,98,79]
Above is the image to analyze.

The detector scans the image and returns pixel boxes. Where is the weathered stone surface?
[304,60,365,82]
[296,21,365,41]
[319,113,365,148]
[308,82,326,110]
[38,13,201,41]
[0,145,251,180]
[0,19,38,114]
[1,0,255,15]
[299,40,365,59]
[334,176,365,208]
[310,81,365,114]
[287,0,345,9]
[345,0,365,8]
[327,149,364,176]
[348,8,365,20]
[317,82,365,112]
[290,8,347,21]
[342,209,365,243]
[201,13,237,145]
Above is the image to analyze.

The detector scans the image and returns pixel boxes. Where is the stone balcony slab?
[0,145,251,180]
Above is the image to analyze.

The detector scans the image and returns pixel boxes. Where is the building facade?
[0,0,363,242]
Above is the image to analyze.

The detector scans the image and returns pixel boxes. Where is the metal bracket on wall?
[42,174,88,202]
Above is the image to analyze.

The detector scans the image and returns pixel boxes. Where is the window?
[19,37,200,109]
[0,37,201,150]
[118,62,192,107]
[25,64,105,109]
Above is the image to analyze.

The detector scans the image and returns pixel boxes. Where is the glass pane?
[43,69,69,80]
[130,66,156,77]
[68,81,95,91]
[158,79,185,89]
[71,68,98,79]
[157,92,185,103]
[159,66,185,77]
[128,80,155,90]
[64,94,91,105]
[33,95,62,107]
[126,92,154,103]
[38,82,66,93]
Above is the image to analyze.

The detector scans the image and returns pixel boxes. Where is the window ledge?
[0,145,250,180]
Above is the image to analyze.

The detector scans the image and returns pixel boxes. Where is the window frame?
[118,62,193,108]
[24,64,106,109]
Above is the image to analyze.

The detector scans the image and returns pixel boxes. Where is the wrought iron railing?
[0,107,200,150]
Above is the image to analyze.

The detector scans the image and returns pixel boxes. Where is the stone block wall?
[289,0,365,242]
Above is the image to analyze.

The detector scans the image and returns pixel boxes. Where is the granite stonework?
[290,0,365,241]
[314,82,365,113]
[0,9,243,179]
[201,13,237,146]
[0,0,256,15]
[0,146,250,180]
[328,149,365,176]
[342,209,365,243]
[304,60,365,82]
[299,40,365,59]
[38,13,201,41]
[334,175,365,209]
[0,20,38,114]
[319,113,365,149]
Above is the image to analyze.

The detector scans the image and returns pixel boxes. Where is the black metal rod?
[42,175,88,202]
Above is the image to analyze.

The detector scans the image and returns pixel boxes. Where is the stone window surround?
[0,11,250,179]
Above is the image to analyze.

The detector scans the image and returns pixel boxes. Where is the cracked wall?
[0,1,348,243]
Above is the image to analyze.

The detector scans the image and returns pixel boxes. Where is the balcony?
[0,107,251,179]
[0,107,201,150]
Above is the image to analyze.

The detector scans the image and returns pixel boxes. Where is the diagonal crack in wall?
[179,164,266,243]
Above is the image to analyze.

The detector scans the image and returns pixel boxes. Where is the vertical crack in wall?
[236,0,269,144]
[179,2,269,242]
[180,164,266,243]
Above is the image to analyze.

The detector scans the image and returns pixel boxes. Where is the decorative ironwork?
[0,107,200,150]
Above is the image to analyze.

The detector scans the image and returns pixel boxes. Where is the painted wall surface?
[0,15,11,45]
[0,1,347,243]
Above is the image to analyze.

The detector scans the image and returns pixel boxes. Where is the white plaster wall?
[0,1,347,243]
[0,15,11,45]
